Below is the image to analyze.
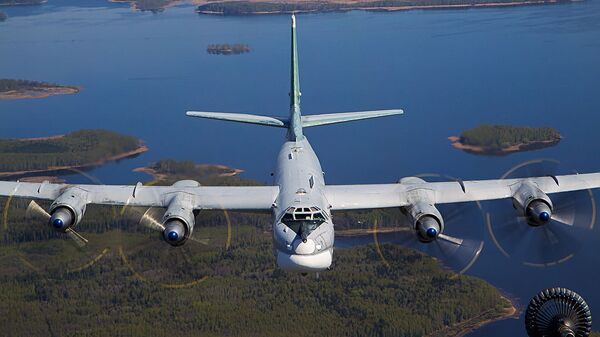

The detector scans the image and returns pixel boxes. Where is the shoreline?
[0,145,148,179]
[195,0,570,15]
[426,295,518,337]
[0,86,80,100]
[448,135,561,156]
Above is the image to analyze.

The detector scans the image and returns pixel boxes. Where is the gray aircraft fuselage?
[272,138,335,272]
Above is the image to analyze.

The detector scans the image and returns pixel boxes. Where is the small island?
[450,124,561,156]
[0,129,148,179]
[0,11,7,21]
[109,0,179,12]
[207,44,251,55]
[0,79,80,100]
[195,0,576,16]
[135,159,250,186]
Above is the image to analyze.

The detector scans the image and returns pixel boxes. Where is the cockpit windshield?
[280,207,326,242]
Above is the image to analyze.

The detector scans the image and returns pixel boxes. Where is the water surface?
[1,2,600,336]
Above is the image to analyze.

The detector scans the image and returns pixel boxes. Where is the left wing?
[0,180,278,210]
[324,172,600,210]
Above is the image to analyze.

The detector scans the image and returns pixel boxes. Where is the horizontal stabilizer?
[186,111,287,128]
[301,109,403,128]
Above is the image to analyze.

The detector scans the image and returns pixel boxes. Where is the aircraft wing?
[324,172,600,210]
[0,181,278,210]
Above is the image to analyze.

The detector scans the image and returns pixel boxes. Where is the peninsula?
[0,129,148,178]
[0,79,79,100]
[195,0,576,15]
[450,124,561,156]
[207,44,251,55]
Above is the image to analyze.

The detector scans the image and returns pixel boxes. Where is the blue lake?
[1,1,600,335]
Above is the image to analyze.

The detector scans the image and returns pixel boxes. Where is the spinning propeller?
[1,169,117,276]
[117,204,231,288]
[26,200,89,248]
[487,159,596,267]
[136,207,211,246]
[337,174,485,274]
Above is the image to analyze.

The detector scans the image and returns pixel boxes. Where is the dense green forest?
[459,125,561,149]
[0,129,143,172]
[207,44,251,55]
[196,0,571,15]
[0,203,510,336]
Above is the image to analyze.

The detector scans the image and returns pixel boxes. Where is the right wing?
[324,172,600,210]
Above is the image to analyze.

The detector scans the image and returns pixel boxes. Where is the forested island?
[0,0,44,5]
[195,0,575,15]
[0,159,516,337]
[110,0,179,12]
[449,124,561,156]
[0,129,147,178]
[0,79,79,100]
[207,44,251,55]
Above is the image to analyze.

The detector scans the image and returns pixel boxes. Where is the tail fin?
[186,15,403,135]
[288,14,303,141]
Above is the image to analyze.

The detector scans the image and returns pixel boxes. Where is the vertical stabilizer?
[288,14,303,141]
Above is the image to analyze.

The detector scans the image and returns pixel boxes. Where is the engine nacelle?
[162,193,196,246]
[512,183,553,226]
[403,202,444,243]
[48,187,88,232]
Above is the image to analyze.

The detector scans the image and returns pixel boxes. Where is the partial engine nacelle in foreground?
[48,187,88,232]
[162,191,197,246]
[402,202,444,243]
[512,182,554,226]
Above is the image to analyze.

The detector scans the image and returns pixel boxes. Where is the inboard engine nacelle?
[48,187,89,232]
[162,191,197,246]
[513,182,553,226]
[512,182,553,226]
[403,202,444,243]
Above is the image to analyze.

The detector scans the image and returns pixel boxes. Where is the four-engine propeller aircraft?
[2,15,600,272]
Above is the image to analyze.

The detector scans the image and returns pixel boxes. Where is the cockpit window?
[280,207,326,242]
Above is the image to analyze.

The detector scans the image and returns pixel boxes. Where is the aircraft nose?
[294,239,316,255]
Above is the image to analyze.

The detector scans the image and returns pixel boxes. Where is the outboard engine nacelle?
[512,182,553,226]
[162,192,196,246]
[48,187,88,232]
[403,202,444,243]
